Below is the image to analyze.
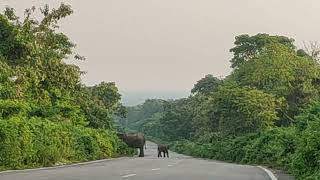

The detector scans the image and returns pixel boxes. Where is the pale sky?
[2,0,320,93]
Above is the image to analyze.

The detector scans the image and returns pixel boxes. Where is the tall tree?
[191,74,221,95]
[159,99,195,141]
[231,43,320,125]
[77,82,123,129]
[199,83,280,136]
[124,99,165,131]
[230,33,295,68]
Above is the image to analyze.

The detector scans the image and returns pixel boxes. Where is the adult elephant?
[117,133,146,157]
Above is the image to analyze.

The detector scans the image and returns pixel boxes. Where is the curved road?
[0,142,272,180]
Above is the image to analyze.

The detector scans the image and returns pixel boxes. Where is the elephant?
[117,133,146,157]
[157,144,169,158]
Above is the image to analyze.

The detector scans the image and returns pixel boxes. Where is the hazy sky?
[2,0,320,93]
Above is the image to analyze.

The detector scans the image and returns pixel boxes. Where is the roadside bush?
[114,140,136,157]
[218,134,256,162]
[0,117,127,170]
[0,117,33,168]
[171,126,320,180]
[290,102,320,179]
[243,128,296,167]
[0,100,30,119]
[291,120,320,179]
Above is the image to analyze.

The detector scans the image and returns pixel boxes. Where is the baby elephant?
[158,144,169,158]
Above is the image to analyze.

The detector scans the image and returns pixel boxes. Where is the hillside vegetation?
[0,4,133,170]
[124,34,320,179]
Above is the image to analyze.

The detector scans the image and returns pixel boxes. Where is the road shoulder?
[0,157,130,175]
[258,166,295,180]
[258,166,278,180]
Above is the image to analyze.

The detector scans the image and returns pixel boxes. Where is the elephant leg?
[139,147,144,157]
[158,151,161,158]
[163,151,166,157]
[167,151,169,158]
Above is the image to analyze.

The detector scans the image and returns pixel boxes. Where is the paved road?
[0,142,271,180]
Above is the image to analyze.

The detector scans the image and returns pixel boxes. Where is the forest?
[2,3,320,180]
[124,34,320,179]
[0,4,134,170]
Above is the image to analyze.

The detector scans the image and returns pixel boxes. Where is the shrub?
[242,128,296,167]
[171,126,320,179]
[291,119,320,178]
[0,117,128,170]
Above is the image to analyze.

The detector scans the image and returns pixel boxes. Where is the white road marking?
[168,165,173,167]
[122,174,136,178]
[151,168,161,171]
[0,157,130,175]
[257,166,278,180]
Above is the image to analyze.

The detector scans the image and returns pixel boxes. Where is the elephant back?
[123,133,145,148]
[158,144,169,151]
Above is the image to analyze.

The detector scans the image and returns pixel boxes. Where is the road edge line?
[258,166,278,180]
[0,157,130,174]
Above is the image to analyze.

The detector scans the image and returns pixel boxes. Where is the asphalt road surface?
[0,142,272,180]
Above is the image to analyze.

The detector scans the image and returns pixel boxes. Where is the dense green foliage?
[231,43,320,125]
[0,117,128,169]
[205,84,280,136]
[191,74,222,95]
[0,5,133,170]
[123,99,165,131]
[77,82,123,129]
[125,34,320,179]
[230,33,296,68]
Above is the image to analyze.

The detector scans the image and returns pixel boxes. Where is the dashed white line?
[168,165,173,167]
[151,168,161,171]
[122,174,136,178]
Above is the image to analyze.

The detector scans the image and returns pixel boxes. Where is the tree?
[0,5,124,128]
[207,83,280,136]
[0,4,85,125]
[0,60,17,99]
[0,14,27,66]
[124,99,165,131]
[91,82,121,109]
[301,41,320,61]
[230,33,295,68]
[191,74,222,95]
[159,99,195,141]
[230,43,320,125]
[0,4,133,170]
[76,82,123,129]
